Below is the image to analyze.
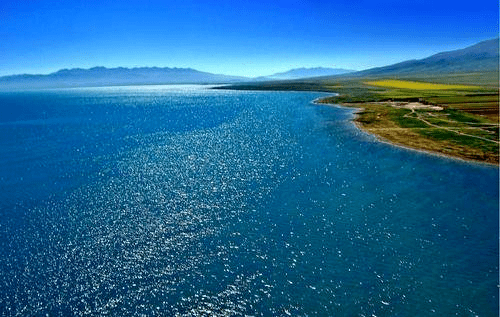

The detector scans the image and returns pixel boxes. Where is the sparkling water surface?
[0,85,498,316]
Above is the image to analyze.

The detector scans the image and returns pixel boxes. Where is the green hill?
[350,38,499,77]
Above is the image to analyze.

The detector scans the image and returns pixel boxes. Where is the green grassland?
[317,76,499,164]
[222,72,499,164]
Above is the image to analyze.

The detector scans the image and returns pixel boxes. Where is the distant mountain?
[351,38,499,77]
[0,67,249,90]
[258,67,354,80]
[3,38,497,90]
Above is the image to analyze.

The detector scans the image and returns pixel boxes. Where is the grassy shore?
[317,77,499,164]
[221,72,499,164]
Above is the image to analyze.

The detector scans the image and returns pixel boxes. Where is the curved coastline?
[315,99,499,167]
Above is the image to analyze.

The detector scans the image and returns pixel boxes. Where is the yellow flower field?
[365,79,475,90]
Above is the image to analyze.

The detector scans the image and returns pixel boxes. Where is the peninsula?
[221,38,499,165]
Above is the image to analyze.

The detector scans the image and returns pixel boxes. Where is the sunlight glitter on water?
[0,86,497,316]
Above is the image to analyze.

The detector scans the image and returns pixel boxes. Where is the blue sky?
[0,0,498,77]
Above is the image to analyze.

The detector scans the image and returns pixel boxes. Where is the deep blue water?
[0,85,498,316]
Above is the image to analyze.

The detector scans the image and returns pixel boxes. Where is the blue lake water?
[0,85,498,316]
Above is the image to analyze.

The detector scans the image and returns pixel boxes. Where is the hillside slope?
[350,38,499,77]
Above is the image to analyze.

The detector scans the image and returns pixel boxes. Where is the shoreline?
[315,100,499,167]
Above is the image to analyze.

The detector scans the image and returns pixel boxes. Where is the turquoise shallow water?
[0,85,498,316]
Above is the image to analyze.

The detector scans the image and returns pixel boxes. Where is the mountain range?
[0,67,247,90]
[0,38,498,90]
[256,67,354,80]
[348,38,499,77]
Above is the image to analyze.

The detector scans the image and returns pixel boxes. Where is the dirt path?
[406,107,500,144]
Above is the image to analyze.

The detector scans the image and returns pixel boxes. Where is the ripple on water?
[0,89,497,316]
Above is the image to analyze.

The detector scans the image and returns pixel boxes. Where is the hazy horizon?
[0,65,358,78]
[1,0,498,77]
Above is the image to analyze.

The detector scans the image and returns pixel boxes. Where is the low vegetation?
[220,72,499,164]
[318,77,499,164]
[364,79,475,90]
